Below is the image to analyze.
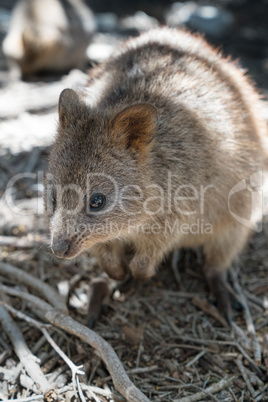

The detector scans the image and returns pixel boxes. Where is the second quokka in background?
[2,0,96,76]
[44,27,268,324]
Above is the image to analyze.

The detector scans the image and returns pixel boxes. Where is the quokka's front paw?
[100,260,128,281]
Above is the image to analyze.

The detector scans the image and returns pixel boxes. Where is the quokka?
[44,27,268,322]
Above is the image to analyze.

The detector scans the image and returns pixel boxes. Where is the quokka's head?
[44,88,158,259]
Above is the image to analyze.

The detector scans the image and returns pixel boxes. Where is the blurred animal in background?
[2,0,96,77]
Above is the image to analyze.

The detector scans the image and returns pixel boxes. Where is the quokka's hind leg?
[203,224,251,324]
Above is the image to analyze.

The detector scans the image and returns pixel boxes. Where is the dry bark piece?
[122,325,145,346]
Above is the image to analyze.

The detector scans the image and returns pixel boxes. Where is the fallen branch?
[0,284,150,402]
[2,302,87,400]
[0,302,52,397]
[45,309,150,402]
[1,301,51,329]
[0,262,67,313]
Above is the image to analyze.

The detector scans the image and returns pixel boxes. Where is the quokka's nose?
[51,237,71,258]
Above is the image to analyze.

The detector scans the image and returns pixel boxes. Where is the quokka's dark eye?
[89,193,106,211]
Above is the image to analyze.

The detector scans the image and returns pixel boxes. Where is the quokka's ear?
[111,103,158,154]
[58,88,81,128]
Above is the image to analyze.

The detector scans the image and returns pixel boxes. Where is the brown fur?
[3,0,95,75]
[44,28,268,316]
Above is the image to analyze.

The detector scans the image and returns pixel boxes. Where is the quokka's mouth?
[51,237,83,259]
[63,248,82,259]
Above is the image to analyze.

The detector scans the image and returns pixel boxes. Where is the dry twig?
[173,377,234,402]
[185,350,206,367]
[263,334,268,376]
[236,357,256,397]
[231,322,251,351]
[191,296,228,327]
[230,268,262,365]
[40,326,85,398]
